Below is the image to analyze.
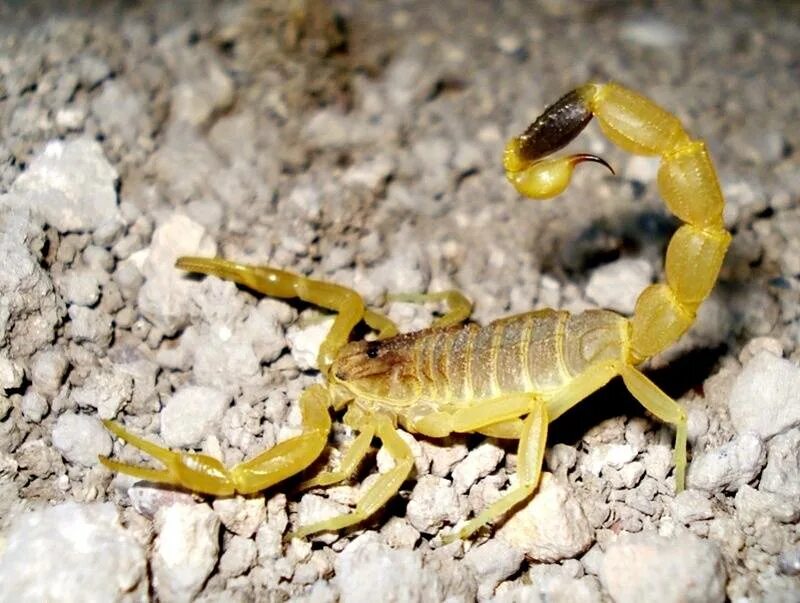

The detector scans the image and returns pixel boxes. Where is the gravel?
[0,502,147,602]
[152,503,221,603]
[728,351,800,439]
[160,385,230,448]
[600,533,726,603]
[1,1,798,600]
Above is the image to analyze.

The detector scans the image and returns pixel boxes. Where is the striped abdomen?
[408,309,627,403]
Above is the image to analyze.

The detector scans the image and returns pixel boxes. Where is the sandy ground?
[1,1,799,601]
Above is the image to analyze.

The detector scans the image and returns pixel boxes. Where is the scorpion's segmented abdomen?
[411,309,626,403]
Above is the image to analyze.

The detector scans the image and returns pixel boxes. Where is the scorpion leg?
[176,257,378,372]
[227,385,332,493]
[298,423,376,490]
[100,384,332,496]
[620,365,687,491]
[476,418,524,439]
[451,400,548,540]
[387,290,473,328]
[291,415,413,538]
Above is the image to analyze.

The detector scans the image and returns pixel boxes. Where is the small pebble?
[70,369,133,419]
[29,348,69,397]
[333,533,443,602]
[219,535,257,579]
[212,496,267,538]
[451,441,504,493]
[51,412,112,467]
[20,391,49,422]
[405,475,463,534]
[152,503,220,603]
[286,317,334,371]
[600,533,726,603]
[0,502,147,601]
[160,385,230,448]
[728,351,800,439]
[758,428,800,498]
[585,258,654,314]
[670,489,715,524]
[66,305,114,347]
[497,473,593,562]
[463,538,525,599]
[686,433,765,492]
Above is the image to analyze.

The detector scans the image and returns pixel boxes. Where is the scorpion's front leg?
[175,257,398,371]
[387,290,473,328]
[100,385,332,495]
[291,414,413,538]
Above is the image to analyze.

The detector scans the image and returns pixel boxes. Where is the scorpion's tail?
[505,83,731,364]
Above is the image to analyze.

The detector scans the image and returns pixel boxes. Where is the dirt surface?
[1,1,799,601]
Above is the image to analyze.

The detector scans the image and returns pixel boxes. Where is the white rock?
[219,535,257,579]
[619,461,645,488]
[734,484,800,525]
[759,428,800,498]
[71,369,133,419]
[464,539,526,598]
[600,532,726,603]
[497,473,593,562]
[686,433,765,491]
[423,439,468,477]
[379,517,420,549]
[585,258,654,315]
[670,489,715,524]
[333,533,442,602]
[0,209,62,356]
[495,577,603,603]
[620,18,688,49]
[29,347,69,396]
[20,391,48,423]
[728,351,800,439]
[451,441,504,493]
[52,412,112,467]
[405,475,463,534]
[545,443,578,476]
[585,443,638,476]
[0,138,120,233]
[160,385,230,448]
[286,316,335,371]
[66,305,113,346]
[643,445,672,481]
[212,496,266,538]
[0,502,147,601]
[56,268,101,306]
[136,213,217,336]
[127,485,196,519]
[153,503,220,603]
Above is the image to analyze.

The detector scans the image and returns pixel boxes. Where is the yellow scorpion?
[100,83,730,540]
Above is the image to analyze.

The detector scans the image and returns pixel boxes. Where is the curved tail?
[504,83,731,364]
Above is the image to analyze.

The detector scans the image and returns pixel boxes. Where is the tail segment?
[504,83,730,364]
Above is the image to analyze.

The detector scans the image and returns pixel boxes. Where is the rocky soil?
[0,1,799,601]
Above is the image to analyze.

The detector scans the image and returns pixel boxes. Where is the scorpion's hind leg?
[445,395,548,541]
[176,256,396,370]
[620,365,687,491]
[290,415,413,538]
[387,290,473,328]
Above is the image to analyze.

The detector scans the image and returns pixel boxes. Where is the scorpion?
[100,83,730,540]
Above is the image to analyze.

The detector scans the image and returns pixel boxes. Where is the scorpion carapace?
[100,83,731,540]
